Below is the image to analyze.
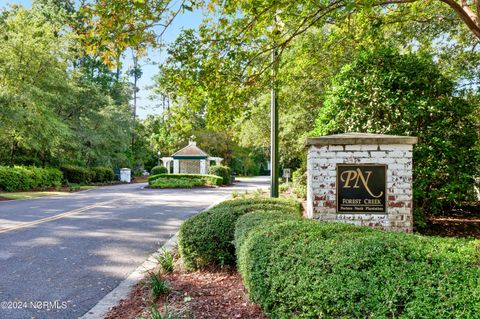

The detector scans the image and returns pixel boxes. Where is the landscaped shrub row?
[148,174,223,188]
[0,166,62,191]
[90,166,115,183]
[178,198,301,270]
[60,165,115,184]
[235,213,480,318]
[208,165,232,185]
[233,210,302,252]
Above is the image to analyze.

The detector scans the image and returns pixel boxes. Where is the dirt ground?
[104,269,267,319]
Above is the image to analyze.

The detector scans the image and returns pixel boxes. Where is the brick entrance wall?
[305,133,417,233]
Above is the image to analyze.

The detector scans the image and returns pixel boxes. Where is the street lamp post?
[157,151,161,166]
[270,45,279,198]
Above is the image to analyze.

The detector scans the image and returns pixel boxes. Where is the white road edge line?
[80,194,232,319]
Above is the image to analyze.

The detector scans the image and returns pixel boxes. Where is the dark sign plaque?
[336,164,387,214]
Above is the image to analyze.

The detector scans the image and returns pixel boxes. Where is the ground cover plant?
[148,174,223,188]
[178,197,302,270]
[235,213,480,318]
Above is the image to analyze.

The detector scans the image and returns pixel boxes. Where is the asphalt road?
[0,177,269,319]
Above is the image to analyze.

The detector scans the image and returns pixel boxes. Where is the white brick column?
[173,159,179,174]
[200,159,207,174]
[305,133,418,233]
[161,157,173,173]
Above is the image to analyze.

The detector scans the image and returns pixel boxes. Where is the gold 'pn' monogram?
[340,168,384,198]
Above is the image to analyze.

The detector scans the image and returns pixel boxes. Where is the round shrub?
[60,165,90,184]
[151,165,168,175]
[178,198,301,270]
[208,165,232,185]
[313,48,479,220]
[237,219,480,318]
[90,166,115,183]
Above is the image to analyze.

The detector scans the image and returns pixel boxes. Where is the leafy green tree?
[313,48,479,222]
[0,7,71,165]
[0,4,136,169]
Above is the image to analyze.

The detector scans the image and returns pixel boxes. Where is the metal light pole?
[270,46,279,198]
[157,151,161,166]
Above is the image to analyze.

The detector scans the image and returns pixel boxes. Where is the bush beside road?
[177,197,480,318]
[148,174,223,188]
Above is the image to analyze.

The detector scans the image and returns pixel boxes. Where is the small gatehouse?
[160,141,223,174]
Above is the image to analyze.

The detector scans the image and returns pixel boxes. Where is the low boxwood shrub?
[90,166,115,183]
[178,198,301,270]
[60,165,90,184]
[151,165,168,175]
[0,166,63,191]
[148,174,223,187]
[208,165,231,185]
[237,219,480,318]
[150,177,205,188]
[234,210,301,253]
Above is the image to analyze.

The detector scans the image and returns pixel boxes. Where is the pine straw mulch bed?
[104,268,267,319]
[419,203,480,238]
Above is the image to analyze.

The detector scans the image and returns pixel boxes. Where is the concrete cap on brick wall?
[305,132,418,147]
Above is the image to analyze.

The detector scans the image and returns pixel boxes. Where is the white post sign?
[283,168,291,184]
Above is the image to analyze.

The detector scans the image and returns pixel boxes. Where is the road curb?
[80,194,231,319]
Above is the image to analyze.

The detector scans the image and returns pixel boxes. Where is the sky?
[0,0,204,118]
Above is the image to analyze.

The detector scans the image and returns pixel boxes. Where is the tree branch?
[440,0,480,39]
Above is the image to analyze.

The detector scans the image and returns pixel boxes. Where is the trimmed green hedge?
[236,217,480,318]
[151,165,168,175]
[234,210,301,253]
[90,166,115,183]
[178,198,301,270]
[150,177,205,188]
[208,165,231,185]
[0,166,63,191]
[60,165,90,184]
[148,174,223,187]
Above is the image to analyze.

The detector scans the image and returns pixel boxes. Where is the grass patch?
[0,191,68,199]
[79,185,98,190]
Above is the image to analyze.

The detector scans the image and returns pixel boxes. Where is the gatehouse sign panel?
[336,164,386,213]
